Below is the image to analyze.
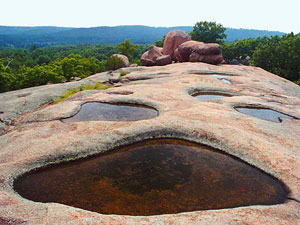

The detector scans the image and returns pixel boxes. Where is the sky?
[1,0,299,33]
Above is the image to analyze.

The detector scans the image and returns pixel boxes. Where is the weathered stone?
[130,64,138,67]
[156,55,172,66]
[70,77,81,81]
[1,62,300,224]
[109,73,121,83]
[112,54,130,67]
[141,45,171,66]
[176,40,223,64]
[163,30,191,60]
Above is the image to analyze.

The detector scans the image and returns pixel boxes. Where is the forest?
[0,25,284,48]
[0,27,299,93]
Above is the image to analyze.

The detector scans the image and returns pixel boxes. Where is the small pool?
[235,107,296,123]
[14,139,288,216]
[193,92,232,101]
[61,102,158,122]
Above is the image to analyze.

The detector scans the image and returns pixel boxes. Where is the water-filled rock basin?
[211,75,229,79]
[220,79,232,84]
[14,139,288,216]
[62,102,158,122]
[193,92,232,101]
[235,107,296,123]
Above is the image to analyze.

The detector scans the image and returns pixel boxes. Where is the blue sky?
[1,0,299,33]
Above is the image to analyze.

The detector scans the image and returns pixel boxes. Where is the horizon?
[0,24,287,33]
[1,0,299,34]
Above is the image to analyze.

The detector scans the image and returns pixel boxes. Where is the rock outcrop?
[175,40,224,64]
[141,30,223,66]
[0,62,300,224]
[113,54,130,67]
[141,45,171,66]
[163,30,191,60]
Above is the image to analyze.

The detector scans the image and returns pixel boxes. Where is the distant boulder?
[141,45,171,66]
[227,56,251,66]
[175,40,224,65]
[163,30,191,60]
[112,54,130,67]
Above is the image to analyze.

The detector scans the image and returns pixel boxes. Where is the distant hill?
[0,25,285,48]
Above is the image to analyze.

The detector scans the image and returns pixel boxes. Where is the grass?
[120,72,128,76]
[54,82,113,103]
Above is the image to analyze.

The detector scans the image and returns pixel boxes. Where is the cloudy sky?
[1,0,299,33]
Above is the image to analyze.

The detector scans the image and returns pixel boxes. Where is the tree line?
[157,21,300,84]
[0,42,148,92]
[1,21,299,93]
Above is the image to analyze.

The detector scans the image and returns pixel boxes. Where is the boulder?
[141,45,172,66]
[112,54,130,67]
[176,40,223,65]
[156,55,172,66]
[163,30,191,60]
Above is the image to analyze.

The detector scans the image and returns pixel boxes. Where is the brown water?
[14,139,288,216]
[61,102,158,122]
[193,92,232,101]
[235,107,296,123]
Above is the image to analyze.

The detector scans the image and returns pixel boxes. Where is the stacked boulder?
[162,30,191,60]
[141,46,172,66]
[175,41,223,65]
[141,30,224,66]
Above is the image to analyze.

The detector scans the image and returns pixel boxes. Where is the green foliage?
[190,21,227,44]
[106,55,125,70]
[222,37,267,62]
[252,33,300,82]
[155,35,166,47]
[117,40,139,60]
[54,83,112,103]
[0,43,148,93]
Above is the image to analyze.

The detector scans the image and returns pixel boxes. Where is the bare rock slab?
[0,62,300,224]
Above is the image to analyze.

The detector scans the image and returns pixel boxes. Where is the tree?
[155,35,166,47]
[252,33,300,82]
[190,21,227,44]
[106,55,125,70]
[117,40,138,60]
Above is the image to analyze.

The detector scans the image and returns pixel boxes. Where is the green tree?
[190,21,227,44]
[252,33,300,82]
[155,35,166,47]
[117,40,138,60]
[106,55,125,70]
[222,36,267,62]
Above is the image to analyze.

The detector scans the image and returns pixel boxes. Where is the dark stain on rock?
[17,93,31,98]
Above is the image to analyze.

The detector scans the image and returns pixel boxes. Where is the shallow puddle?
[220,79,232,84]
[211,74,229,79]
[14,139,288,216]
[193,92,232,101]
[61,102,158,122]
[235,107,295,123]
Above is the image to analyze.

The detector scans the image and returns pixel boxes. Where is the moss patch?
[54,83,112,104]
[120,72,128,76]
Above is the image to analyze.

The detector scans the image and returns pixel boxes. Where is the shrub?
[106,55,125,70]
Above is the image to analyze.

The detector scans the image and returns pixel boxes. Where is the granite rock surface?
[0,62,300,224]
